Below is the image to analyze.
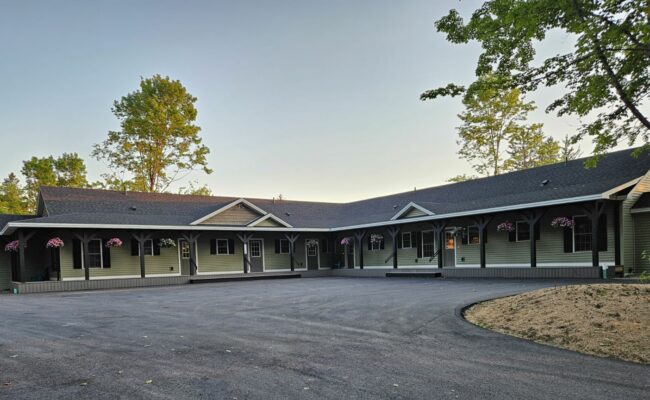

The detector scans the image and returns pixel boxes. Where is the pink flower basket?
[105,238,123,248]
[4,240,20,252]
[46,237,65,249]
[551,217,574,228]
[340,237,352,246]
[496,221,515,232]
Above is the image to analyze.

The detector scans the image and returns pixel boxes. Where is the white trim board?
[390,202,435,220]
[247,213,293,228]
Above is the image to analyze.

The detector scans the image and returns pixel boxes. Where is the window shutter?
[367,236,372,251]
[153,240,161,256]
[102,239,111,268]
[228,239,235,254]
[52,248,61,269]
[210,239,217,255]
[397,234,403,249]
[414,231,422,258]
[563,227,573,253]
[73,239,82,269]
[274,239,280,254]
[598,214,607,251]
[131,239,139,256]
[321,239,327,253]
[461,228,468,245]
[534,222,541,241]
[508,230,516,242]
[380,238,385,250]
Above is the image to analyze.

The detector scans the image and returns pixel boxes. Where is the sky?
[0,0,633,202]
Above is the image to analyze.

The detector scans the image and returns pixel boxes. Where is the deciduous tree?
[93,75,212,192]
[421,0,650,159]
[0,173,28,214]
[21,153,89,210]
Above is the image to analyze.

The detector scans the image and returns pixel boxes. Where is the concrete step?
[190,272,301,284]
[385,271,442,278]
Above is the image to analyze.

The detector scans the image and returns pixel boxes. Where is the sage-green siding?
[0,250,11,290]
[633,212,650,272]
[622,171,650,271]
[196,233,243,274]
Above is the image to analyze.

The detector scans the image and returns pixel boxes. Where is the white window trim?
[249,240,262,258]
[216,239,231,255]
[138,239,154,256]
[572,215,592,253]
[515,221,530,242]
[464,225,480,246]
[421,230,435,258]
[370,238,382,251]
[401,232,412,249]
[83,238,104,269]
[278,239,290,254]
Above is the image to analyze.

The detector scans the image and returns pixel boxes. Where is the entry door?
[444,231,456,267]
[306,239,320,270]
[249,239,264,272]
[178,239,191,275]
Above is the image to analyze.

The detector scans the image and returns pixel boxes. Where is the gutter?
[0,193,607,236]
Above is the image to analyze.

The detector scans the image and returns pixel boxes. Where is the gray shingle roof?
[4,147,650,231]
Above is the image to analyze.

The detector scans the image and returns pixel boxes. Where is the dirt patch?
[465,284,650,364]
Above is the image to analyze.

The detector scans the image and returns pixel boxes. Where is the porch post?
[386,227,400,269]
[74,232,97,281]
[17,231,26,282]
[354,230,366,269]
[284,234,299,272]
[237,234,253,273]
[614,201,621,266]
[181,233,201,276]
[131,232,152,278]
[519,210,545,268]
[433,222,447,268]
[472,215,493,269]
[582,201,606,268]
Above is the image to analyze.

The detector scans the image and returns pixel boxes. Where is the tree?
[421,0,650,159]
[505,124,561,171]
[178,181,213,196]
[0,173,28,214]
[560,134,583,161]
[21,153,89,210]
[446,174,478,183]
[455,76,536,176]
[93,75,212,192]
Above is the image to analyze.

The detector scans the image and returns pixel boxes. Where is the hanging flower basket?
[105,238,123,248]
[551,217,574,228]
[306,239,319,248]
[370,234,384,244]
[496,221,515,232]
[340,237,352,246]
[4,240,20,252]
[158,238,176,248]
[46,237,65,249]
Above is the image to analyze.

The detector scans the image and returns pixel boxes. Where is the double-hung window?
[86,239,103,268]
[216,239,230,255]
[401,232,412,248]
[279,239,290,254]
[516,221,530,241]
[573,216,592,252]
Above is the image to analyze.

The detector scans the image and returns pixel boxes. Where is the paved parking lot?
[0,277,648,399]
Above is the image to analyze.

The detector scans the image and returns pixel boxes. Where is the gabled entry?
[391,202,434,220]
[191,198,267,226]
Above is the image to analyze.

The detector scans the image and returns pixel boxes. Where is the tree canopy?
[0,173,28,214]
[21,153,89,210]
[93,75,212,192]
[422,0,650,160]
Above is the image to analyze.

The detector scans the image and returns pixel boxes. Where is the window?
[573,216,592,252]
[181,241,190,259]
[321,239,331,253]
[401,232,412,248]
[516,221,530,241]
[138,239,154,256]
[86,239,103,268]
[216,239,230,255]
[370,236,383,251]
[462,226,480,245]
[422,231,434,258]
[307,244,317,256]
[249,241,261,257]
[279,239,290,254]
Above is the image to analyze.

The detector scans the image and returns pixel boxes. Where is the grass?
[465,284,650,364]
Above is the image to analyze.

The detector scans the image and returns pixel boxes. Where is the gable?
[254,218,284,227]
[402,207,428,218]
[200,204,262,226]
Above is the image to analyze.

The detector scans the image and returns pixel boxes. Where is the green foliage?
[423,0,650,157]
[455,75,559,176]
[446,174,478,183]
[21,153,89,210]
[92,75,212,193]
[178,181,213,196]
[560,134,583,161]
[0,173,28,214]
[639,271,650,284]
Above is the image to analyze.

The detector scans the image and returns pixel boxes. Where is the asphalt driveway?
[0,278,647,399]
